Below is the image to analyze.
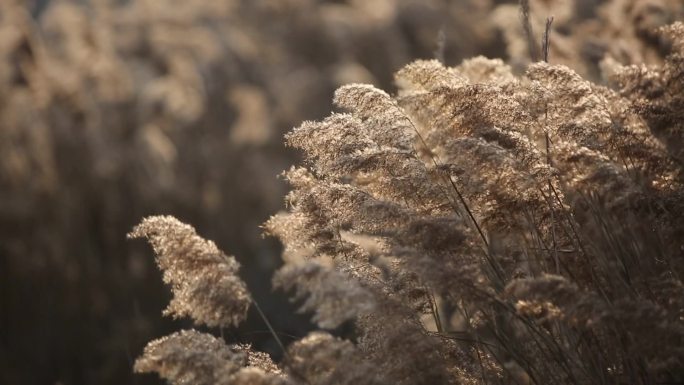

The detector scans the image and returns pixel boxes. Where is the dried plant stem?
[252,297,286,354]
[519,0,539,62]
[427,287,444,333]
[542,17,554,63]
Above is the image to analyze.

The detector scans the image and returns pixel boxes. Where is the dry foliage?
[131,19,684,385]
[0,1,509,383]
[2,0,684,384]
[128,216,251,328]
[493,0,684,78]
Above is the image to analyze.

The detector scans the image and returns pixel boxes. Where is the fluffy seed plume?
[285,331,382,385]
[333,83,414,151]
[134,329,247,385]
[273,259,376,329]
[128,215,251,327]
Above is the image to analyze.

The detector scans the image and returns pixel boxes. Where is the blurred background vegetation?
[0,0,681,384]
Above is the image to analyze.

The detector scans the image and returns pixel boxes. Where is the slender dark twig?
[251,298,286,354]
[519,0,539,62]
[542,16,554,63]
